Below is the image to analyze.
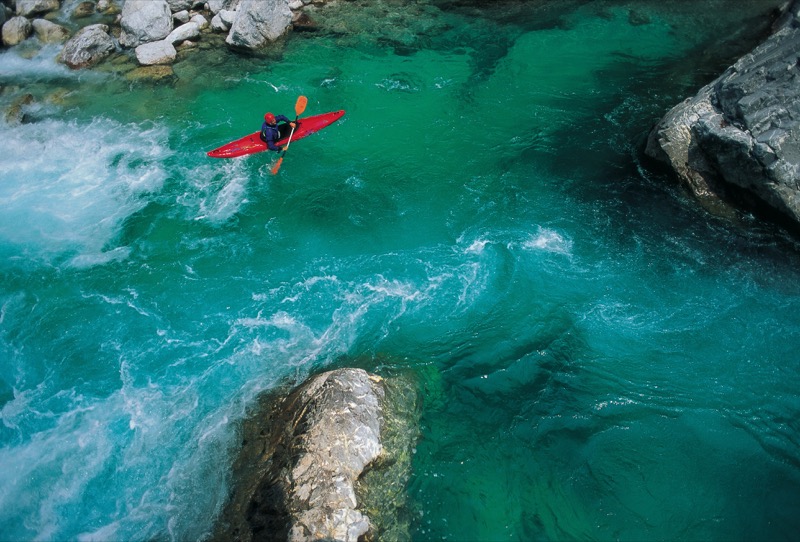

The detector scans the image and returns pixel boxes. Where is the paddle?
[271,95,308,175]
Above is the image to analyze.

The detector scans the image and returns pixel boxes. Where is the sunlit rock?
[59,23,114,68]
[166,21,200,44]
[2,16,32,46]
[225,0,291,50]
[213,367,420,542]
[211,8,235,32]
[135,39,177,65]
[119,0,173,48]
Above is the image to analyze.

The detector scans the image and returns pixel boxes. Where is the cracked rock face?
[283,369,384,542]
[646,1,800,226]
[213,367,419,542]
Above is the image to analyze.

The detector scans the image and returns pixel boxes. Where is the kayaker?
[260,112,295,151]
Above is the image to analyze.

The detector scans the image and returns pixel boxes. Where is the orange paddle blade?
[295,96,308,116]
[271,156,284,175]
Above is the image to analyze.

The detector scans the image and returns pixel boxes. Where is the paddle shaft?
[272,96,308,174]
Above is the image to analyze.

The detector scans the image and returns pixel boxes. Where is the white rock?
[288,0,303,9]
[218,9,236,26]
[225,0,291,50]
[135,39,177,65]
[59,24,115,69]
[166,21,199,43]
[210,13,229,32]
[119,0,173,48]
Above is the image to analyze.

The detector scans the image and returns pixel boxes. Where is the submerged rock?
[646,1,800,228]
[125,64,176,82]
[72,1,96,19]
[214,367,420,542]
[4,93,34,123]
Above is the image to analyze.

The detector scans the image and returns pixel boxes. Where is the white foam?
[465,239,489,254]
[0,117,170,265]
[0,46,78,82]
[184,160,250,224]
[522,227,573,256]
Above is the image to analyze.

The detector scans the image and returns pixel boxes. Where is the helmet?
[264,112,276,124]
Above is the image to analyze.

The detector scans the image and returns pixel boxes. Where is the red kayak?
[207,110,345,158]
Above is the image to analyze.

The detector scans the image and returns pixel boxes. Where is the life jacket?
[260,123,279,143]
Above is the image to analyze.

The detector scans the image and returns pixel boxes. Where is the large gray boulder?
[646,1,800,226]
[2,16,32,46]
[214,367,420,542]
[226,0,291,50]
[119,0,173,48]
[59,23,115,69]
[16,0,60,17]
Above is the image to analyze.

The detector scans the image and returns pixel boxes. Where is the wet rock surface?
[213,368,420,542]
[646,0,800,229]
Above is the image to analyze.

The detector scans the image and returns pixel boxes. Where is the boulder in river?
[16,0,60,18]
[2,16,33,46]
[119,0,173,48]
[71,1,96,19]
[58,23,114,69]
[213,367,420,542]
[32,18,71,43]
[225,0,292,50]
[135,39,177,65]
[646,1,800,229]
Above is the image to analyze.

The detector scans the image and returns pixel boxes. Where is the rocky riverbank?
[646,0,800,232]
[1,0,323,71]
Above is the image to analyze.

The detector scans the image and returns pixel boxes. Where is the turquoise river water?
[2,0,800,540]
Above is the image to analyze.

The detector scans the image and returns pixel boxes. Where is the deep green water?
[2,0,800,540]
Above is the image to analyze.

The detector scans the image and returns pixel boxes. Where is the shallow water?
[2,0,799,540]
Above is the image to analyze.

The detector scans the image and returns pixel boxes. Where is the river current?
[2,0,800,540]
